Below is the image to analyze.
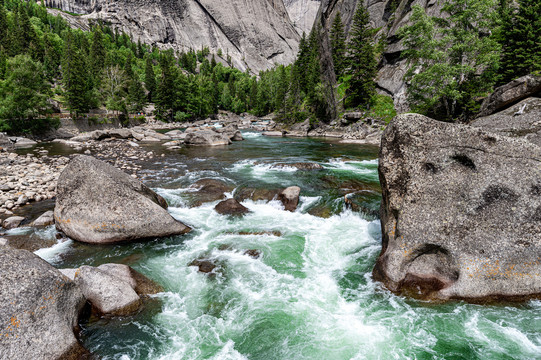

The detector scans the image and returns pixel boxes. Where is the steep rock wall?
[45,0,300,72]
[283,0,321,35]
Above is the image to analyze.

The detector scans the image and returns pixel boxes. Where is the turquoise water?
[30,133,541,359]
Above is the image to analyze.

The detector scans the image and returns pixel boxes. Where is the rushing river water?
[16,132,541,359]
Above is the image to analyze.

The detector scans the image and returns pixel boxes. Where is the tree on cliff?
[498,0,541,84]
[400,0,501,120]
[330,12,347,79]
[345,3,377,109]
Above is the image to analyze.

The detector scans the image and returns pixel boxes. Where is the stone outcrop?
[477,75,541,117]
[44,0,300,72]
[471,98,541,147]
[375,113,541,301]
[54,155,191,244]
[32,210,55,227]
[189,178,233,206]
[0,248,87,360]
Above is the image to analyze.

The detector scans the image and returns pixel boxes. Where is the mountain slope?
[45,0,301,72]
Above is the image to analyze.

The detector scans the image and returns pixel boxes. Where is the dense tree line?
[0,0,261,133]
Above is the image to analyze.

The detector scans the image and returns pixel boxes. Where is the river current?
[15,132,541,359]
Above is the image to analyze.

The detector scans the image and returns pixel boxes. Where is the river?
[11,132,541,359]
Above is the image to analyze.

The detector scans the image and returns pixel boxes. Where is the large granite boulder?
[54,155,191,244]
[477,74,541,117]
[374,113,541,301]
[0,248,87,360]
[471,97,541,147]
[184,130,231,146]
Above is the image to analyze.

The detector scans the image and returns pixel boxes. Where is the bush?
[174,111,191,122]
[367,95,397,123]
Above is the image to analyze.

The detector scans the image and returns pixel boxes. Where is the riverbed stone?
[215,198,250,216]
[32,211,55,227]
[0,248,87,360]
[278,186,301,212]
[2,216,25,229]
[74,265,142,316]
[54,155,191,244]
[375,113,541,302]
[184,130,231,146]
[189,178,233,206]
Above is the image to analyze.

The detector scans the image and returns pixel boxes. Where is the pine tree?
[0,1,9,56]
[330,12,347,79]
[62,31,92,116]
[155,54,176,120]
[499,0,541,84]
[144,55,156,102]
[346,3,377,108]
[90,26,106,82]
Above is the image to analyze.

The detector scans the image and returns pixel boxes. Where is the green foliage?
[400,0,501,121]
[0,54,52,133]
[366,95,397,123]
[498,0,541,84]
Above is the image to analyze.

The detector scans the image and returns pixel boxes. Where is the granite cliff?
[45,0,301,72]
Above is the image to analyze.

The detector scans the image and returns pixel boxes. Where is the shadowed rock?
[189,179,233,206]
[375,113,541,302]
[54,155,191,244]
[215,198,250,216]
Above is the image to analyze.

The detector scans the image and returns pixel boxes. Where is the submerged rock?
[215,198,250,216]
[278,186,301,212]
[54,155,191,244]
[189,178,233,206]
[272,162,323,170]
[0,248,87,360]
[375,113,541,302]
[189,259,217,274]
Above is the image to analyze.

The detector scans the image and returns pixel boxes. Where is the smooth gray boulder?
[32,210,55,227]
[374,113,541,302]
[54,155,191,244]
[184,130,231,146]
[74,265,142,316]
[471,97,541,147]
[278,186,301,212]
[2,216,25,229]
[0,249,87,360]
[477,74,541,117]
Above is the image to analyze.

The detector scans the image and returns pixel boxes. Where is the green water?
[30,132,541,359]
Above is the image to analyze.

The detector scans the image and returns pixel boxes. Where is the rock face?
[0,248,86,360]
[283,0,321,35]
[54,155,191,244]
[477,75,541,117]
[44,0,300,72]
[471,98,541,147]
[375,113,541,301]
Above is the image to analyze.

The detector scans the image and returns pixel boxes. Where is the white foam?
[34,239,74,264]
